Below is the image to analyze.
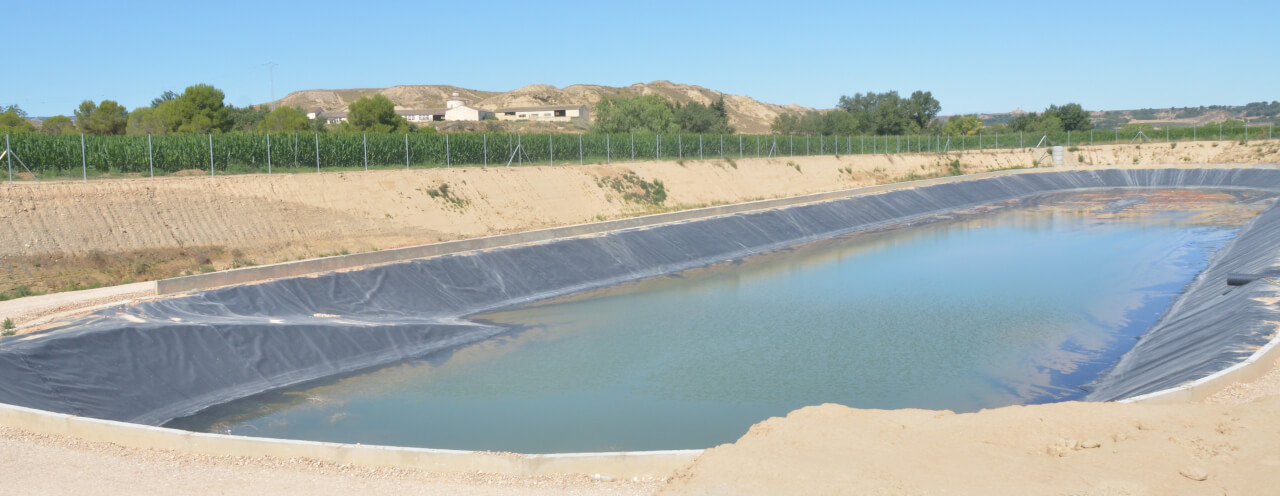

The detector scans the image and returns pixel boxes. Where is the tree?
[228,105,271,132]
[1045,103,1092,132]
[905,91,941,130]
[170,84,232,134]
[771,110,861,136]
[837,91,914,135]
[0,105,36,134]
[311,110,329,133]
[341,94,412,133]
[675,98,734,134]
[942,115,983,136]
[1,104,27,118]
[40,115,75,135]
[126,106,179,135]
[150,90,178,108]
[74,100,129,135]
[258,107,311,133]
[592,94,678,134]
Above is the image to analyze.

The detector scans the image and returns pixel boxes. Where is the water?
[168,190,1267,453]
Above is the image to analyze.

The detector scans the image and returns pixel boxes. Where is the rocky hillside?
[272,81,811,133]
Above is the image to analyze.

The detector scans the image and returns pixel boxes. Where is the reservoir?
[168,189,1271,453]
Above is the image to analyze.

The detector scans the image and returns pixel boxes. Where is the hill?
[271,81,812,134]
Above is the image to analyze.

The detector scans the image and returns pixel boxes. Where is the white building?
[396,109,446,123]
[494,104,589,122]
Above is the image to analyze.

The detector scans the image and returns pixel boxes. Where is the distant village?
[307,93,589,125]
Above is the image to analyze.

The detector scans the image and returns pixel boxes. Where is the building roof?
[497,104,588,113]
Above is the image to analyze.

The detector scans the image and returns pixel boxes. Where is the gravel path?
[0,281,156,330]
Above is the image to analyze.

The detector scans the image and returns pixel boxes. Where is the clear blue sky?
[7,0,1277,117]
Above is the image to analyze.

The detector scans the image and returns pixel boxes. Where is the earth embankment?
[2,140,1277,306]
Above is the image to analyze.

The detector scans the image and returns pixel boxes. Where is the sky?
[6,0,1277,117]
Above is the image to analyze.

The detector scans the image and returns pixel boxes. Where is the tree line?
[0,85,425,137]
[592,94,734,134]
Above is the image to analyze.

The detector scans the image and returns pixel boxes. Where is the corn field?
[2,123,1277,180]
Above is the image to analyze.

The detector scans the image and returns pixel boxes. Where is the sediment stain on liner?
[167,190,1268,452]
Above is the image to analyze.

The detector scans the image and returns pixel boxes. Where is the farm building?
[396,109,446,122]
[494,104,589,122]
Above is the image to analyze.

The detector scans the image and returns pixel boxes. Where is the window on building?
[554,109,566,117]
[504,111,515,116]
[433,115,444,121]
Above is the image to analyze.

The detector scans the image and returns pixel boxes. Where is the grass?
[0,285,42,302]
[425,183,470,210]
[597,170,667,205]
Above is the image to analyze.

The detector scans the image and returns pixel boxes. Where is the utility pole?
[263,62,279,109]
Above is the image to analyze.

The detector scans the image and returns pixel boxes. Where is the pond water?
[167,190,1269,453]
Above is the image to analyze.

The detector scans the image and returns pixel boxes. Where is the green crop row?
[2,126,1277,179]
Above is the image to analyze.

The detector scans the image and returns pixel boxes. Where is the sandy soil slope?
[3,140,1277,311]
[659,365,1280,495]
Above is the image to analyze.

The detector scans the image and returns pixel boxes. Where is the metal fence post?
[5,134,11,184]
[267,134,272,175]
[446,134,451,168]
[579,134,583,165]
[549,134,553,166]
[656,135,660,160]
[678,135,682,159]
[363,133,368,171]
[147,134,154,179]
[861,135,864,154]
[1067,130,1070,146]
[739,135,742,159]
[1219,123,1223,140]
[1115,128,1118,145]
[790,135,793,156]
[407,134,412,169]
[315,133,320,172]
[631,133,635,162]
[606,134,610,164]
[1089,129,1093,145]
[720,135,724,158]
[207,134,213,177]
[82,133,89,181]
[699,134,703,160]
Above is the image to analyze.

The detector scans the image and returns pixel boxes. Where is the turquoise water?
[168,192,1256,453]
